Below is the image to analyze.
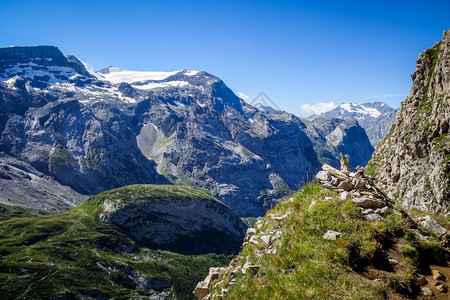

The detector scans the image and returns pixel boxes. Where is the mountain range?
[0,45,375,217]
[310,102,398,147]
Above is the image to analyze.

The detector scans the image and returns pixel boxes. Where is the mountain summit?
[311,102,397,146]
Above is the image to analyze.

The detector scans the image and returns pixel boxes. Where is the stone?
[354,178,367,189]
[388,258,398,265]
[260,235,271,246]
[324,196,333,201]
[308,199,317,211]
[337,180,352,191]
[352,191,361,197]
[421,216,447,237]
[193,281,209,300]
[249,235,259,245]
[380,206,389,215]
[340,191,350,200]
[421,287,433,296]
[362,209,374,215]
[436,283,448,293]
[352,197,386,208]
[316,171,331,182]
[412,273,428,286]
[330,176,339,186]
[364,213,381,221]
[432,269,446,281]
[323,230,342,240]
[244,228,256,242]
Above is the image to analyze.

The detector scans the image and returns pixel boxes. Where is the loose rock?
[364,213,381,221]
[421,216,447,237]
[323,230,342,240]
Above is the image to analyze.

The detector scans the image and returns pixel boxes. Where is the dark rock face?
[304,118,374,170]
[102,193,248,255]
[368,30,450,214]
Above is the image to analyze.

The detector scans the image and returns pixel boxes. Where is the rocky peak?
[0,45,92,86]
[367,30,450,214]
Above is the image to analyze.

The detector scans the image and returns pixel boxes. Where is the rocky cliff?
[367,30,450,214]
[98,185,247,254]
[0,184,243,299]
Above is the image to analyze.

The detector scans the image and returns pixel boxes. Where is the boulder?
[380,206,389,216]
[421,216,447,237]
[421,287,433,296]
[330,176,339,186]
[412,273,428,286]
[316,171,331,182]
[323,230,342,240]
[364,213,381,221]
[432,269,446,281]
[340,191,350,200]
[337,180,352,191]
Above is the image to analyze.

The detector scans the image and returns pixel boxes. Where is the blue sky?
[0,0,449,116]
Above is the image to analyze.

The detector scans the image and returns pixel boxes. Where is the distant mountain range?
[0,45,376,217]
[309,102,398,147]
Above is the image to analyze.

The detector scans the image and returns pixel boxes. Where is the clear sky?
[0,0,449,116]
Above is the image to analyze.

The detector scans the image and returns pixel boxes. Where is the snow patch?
[97,67,179,83]
[340,103,381,118]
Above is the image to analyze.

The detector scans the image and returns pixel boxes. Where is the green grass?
[174,174,217,197]
[210,183,447,299]
[0,184,230,299]
[0,203,52,221]
[50,147,77,165]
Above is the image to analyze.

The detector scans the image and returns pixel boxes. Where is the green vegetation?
[0,185,230,299]
[423,174,431,191]
[174,174,218,197]
[0,203,52,221]
[155,134,174,150]
[427,41,441,77]
[211,183,448,299]
[50,147,77,165]
[242,217,257,228]
[365,161,379,176]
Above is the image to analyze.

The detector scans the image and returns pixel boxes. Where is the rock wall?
[99,185,248,255]
[368,30,450,214]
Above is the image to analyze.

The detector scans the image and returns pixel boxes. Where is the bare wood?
[322,164,349,181]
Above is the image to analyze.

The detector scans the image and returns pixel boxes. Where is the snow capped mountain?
[311,102,393,120]
[96,67,204,90]
[310,102,398,146]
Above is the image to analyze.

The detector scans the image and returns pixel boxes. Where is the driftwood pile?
[315,155,392,221]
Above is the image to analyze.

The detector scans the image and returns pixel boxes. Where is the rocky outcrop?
[316,163,391,219]
[98,185,248,254]
[304,118,374,170]
[367,30,450,214]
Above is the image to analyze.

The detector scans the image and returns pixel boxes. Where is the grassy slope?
[0,203,52,221]
[0,185,230,299]
[211,183,448,299]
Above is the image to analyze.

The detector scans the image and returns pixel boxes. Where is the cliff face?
[99,185,247,254]
[304,118,374,170]
[368,30,450,214]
